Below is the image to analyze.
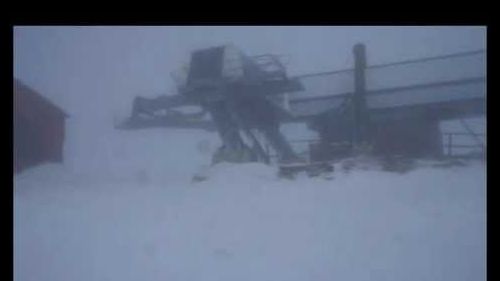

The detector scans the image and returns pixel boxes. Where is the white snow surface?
[14,128,486,281]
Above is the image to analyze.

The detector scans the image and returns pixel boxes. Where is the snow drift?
[14,127,486,281]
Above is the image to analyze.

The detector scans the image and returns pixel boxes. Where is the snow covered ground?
[14,128,486,281]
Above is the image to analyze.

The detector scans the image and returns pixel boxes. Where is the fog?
[14,26,485,123]
[14,26,486,281]
[14,26,486,165]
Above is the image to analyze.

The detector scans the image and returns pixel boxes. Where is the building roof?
[14,78,68,120]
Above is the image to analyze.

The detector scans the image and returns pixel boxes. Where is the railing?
[266,131,486,161]
[443,131,485,157]
[265,138,352,163]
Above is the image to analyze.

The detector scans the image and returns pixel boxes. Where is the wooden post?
[353,43,368,147]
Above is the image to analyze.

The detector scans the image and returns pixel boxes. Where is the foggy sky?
[14,26,486,127]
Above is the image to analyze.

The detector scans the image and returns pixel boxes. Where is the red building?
[14,79,68,174]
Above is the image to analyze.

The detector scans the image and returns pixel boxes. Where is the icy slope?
[14,128,486,281]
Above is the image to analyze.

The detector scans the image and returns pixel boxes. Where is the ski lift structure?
[117,43,486,164]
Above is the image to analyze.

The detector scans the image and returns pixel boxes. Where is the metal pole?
[353,43,368,148]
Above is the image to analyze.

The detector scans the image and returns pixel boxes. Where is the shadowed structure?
[14,79,68,173]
